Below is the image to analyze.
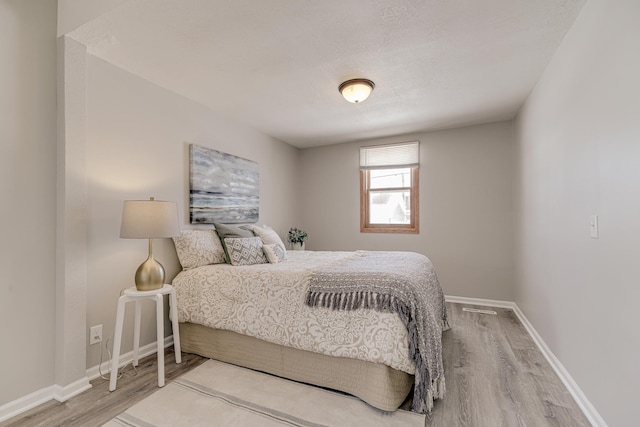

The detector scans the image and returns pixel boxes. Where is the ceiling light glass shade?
[339,79,375,103]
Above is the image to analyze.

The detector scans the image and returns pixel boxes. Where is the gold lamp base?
[134,239,165,291]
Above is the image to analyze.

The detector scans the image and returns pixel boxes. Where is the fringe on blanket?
[306,290,448,413]
[306,289,414,313]
[422,376,446,413]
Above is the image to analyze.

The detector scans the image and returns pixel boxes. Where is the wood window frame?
[360,167,419,234]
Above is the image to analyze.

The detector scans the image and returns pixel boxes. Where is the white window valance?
[359,141,419,170]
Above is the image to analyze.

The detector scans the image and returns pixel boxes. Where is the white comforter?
[172,251,414,374]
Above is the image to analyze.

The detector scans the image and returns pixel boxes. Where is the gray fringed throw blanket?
[305,251,449,414]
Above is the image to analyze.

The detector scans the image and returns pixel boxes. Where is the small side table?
[109,284,182,392]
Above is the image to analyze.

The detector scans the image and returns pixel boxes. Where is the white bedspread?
[172,251,414,374]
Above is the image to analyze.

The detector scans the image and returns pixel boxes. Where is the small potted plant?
[287,227,308,250]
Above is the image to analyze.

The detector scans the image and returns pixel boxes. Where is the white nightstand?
[109,284,182,392]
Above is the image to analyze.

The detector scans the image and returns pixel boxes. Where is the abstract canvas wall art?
[189,144,259,224]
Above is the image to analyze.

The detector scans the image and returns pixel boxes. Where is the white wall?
[85,55,300,369]
[299,122,514,301]
[0,0,57,406]
[57,0,126,36]
[514,0,640,425]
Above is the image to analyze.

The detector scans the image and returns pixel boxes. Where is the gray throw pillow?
[213,223,255,263]
[224,237,268,266]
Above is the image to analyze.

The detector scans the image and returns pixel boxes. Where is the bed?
[171,229,448,413]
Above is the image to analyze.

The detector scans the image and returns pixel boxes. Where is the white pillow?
[172,230,226,269]
[251,225,287,258]
[263,243,286,264]
[224,237,268,266]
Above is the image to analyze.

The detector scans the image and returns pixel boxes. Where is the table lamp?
[120,197,180,291]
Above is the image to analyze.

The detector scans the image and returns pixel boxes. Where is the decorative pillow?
[251,224,287,259]
[263,243,286,264]
[213,223,255,263]
[224,237,268,266]
[172,230,226,269]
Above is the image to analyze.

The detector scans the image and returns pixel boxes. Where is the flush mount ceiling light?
[339,78,375,103]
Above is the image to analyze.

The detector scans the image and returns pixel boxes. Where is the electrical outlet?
[90,325,102,345]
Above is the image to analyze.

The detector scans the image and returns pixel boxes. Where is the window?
[360,141,419,233]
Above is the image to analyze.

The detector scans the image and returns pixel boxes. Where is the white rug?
[104,359,425,427]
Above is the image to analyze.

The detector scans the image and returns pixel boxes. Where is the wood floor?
[2,303,591,427]
[0,351,207,427]
[426,303,590,427]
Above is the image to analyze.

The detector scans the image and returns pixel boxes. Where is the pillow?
[251,224,287,258]
[263,243,286,264]
[213,223,255,263]
[172,230,226,269]
[224,237,268,266]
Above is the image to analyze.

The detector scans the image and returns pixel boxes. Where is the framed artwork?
[189,144,259,224]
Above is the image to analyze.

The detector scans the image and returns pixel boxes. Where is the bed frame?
[179,322,414,411]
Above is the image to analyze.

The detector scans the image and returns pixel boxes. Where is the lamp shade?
[120,198,180,239]
[339,79,375,103]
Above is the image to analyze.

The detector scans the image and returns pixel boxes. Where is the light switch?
[590,215,599,239]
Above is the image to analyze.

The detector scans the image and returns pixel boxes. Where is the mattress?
[172,251,414,374]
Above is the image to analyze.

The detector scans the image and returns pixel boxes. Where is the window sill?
[360,226,419,234]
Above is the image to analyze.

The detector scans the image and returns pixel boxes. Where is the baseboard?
[52,377,92,402]
[0,374,93,423]
[445,295,607,427]
[0,335,174,423]
[86,335,175,380]
[0,385,56,423]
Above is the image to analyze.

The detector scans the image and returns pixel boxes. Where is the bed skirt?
[179,322,414,412]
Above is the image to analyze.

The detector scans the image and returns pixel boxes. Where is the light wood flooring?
[426,303,590,426]
[2,303,591,427]
[0,351,207,427]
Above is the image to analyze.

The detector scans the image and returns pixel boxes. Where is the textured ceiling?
[68,0,585,148]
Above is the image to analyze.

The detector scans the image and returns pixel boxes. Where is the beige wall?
[514,0,640,425]
[0,0,57,406]
[84,55,300,369]
[57,0,126,36]
[299,121,514,301]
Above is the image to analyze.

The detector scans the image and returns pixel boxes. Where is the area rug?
[104,359,425,427]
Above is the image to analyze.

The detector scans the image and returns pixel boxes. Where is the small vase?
[291,242,305,251]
